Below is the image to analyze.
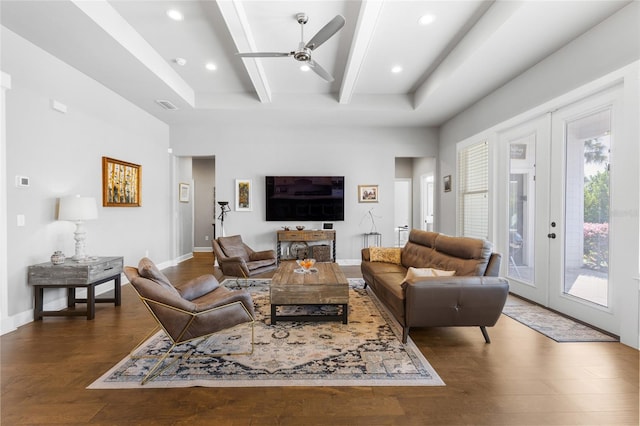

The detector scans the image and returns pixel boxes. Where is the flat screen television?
[265,176,344,221]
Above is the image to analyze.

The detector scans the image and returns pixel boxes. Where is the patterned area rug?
[88,278,444,388]
[502,296,618,342]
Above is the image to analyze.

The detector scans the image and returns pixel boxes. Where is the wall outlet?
[205,235,209,241]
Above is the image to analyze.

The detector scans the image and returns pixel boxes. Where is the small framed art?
[102,157,141,207]
[235,179,252,211]
[179,183,190,203]
[358,185,378,203]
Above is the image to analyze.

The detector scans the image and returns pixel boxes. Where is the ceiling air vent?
[155,99,178,110]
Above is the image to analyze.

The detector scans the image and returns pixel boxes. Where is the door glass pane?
[508,135,535,283]
[564,109,610,307]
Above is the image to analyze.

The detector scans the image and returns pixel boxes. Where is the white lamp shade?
[58,196,98,221]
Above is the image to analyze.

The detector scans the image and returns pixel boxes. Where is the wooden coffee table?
[270,261,349,325]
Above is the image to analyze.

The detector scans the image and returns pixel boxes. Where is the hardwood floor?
[2,252,638,425]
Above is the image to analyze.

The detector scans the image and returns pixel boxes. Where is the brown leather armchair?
[212,235,277,277]
[123,257,255,384]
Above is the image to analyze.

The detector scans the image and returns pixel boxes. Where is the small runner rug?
[88,278,444,388]
[502,296,618,343]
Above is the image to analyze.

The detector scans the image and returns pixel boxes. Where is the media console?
[276,230,336,262]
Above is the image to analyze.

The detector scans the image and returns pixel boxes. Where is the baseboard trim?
[337,259,361,266]
[193,247,213,253]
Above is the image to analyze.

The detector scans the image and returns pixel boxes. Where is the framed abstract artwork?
[102,157,141,207]
[235,179,252,211]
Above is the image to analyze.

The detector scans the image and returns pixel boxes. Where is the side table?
[28,256,123,320]
[363,232,382,248]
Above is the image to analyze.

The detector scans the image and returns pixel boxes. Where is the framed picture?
[235,179,252,211]
[179,183,190,203]
[102,157,141,207]
[443,175,452,193]
[358,185,378,203]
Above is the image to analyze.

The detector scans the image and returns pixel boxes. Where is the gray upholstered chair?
[212,235,277,277]
[123,257,255,385]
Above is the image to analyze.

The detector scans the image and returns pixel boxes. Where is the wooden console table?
[28,256,123,320]
[276,230,336,262]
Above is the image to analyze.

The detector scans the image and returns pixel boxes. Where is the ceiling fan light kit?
[237,13,345,82]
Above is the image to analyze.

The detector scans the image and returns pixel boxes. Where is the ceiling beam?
[339,0,384,105]
[216,0,272,103]
[70,0,195,107]
[413,1,522,110]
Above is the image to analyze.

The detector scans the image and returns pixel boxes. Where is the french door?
[500,87,620,333]
[498,115,551,305]
[548,87,620,332]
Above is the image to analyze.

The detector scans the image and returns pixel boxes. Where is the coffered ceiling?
[0,0,629,127]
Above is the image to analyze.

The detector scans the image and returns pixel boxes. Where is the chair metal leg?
[134,320,255,385]
[141,342,182,385]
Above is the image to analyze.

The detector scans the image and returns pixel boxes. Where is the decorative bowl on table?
[296,258,316,273]
[296,225,305,231]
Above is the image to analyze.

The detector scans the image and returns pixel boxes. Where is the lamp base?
[72,221,88,261]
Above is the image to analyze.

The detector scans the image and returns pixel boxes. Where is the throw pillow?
[369,247,402,265]
[403,267,456,284]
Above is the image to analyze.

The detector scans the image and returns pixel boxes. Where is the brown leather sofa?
[212,235,278,277]
[361,229,509,343]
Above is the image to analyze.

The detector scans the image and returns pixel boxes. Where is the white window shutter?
[458,141,489,239]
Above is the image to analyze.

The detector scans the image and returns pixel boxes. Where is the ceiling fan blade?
[308,59,334,82]
[236,52,292,58]
[305,15,345,51]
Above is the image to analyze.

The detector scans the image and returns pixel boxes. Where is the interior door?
[548,87,620,332]
[498,115,551,304]
[394,179,411,246]
[421,174,434,231]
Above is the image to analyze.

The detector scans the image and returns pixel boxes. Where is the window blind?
[458,140,489,239]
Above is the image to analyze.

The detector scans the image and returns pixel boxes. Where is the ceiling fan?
[237,13,345,82]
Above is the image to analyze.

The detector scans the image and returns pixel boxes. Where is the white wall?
[2,28,172,329]
[171,125,438,259]
[439,2,640,235]
[437,3,640,348]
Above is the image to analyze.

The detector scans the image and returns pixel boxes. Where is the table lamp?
[58,195,98,260]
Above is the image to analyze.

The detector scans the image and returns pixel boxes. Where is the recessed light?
[174,58,187,66]
[418,14,436,26]
[166,9,183,21]
[300,65,310,72]
[205,62,217,71]
[391,65,403,74]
